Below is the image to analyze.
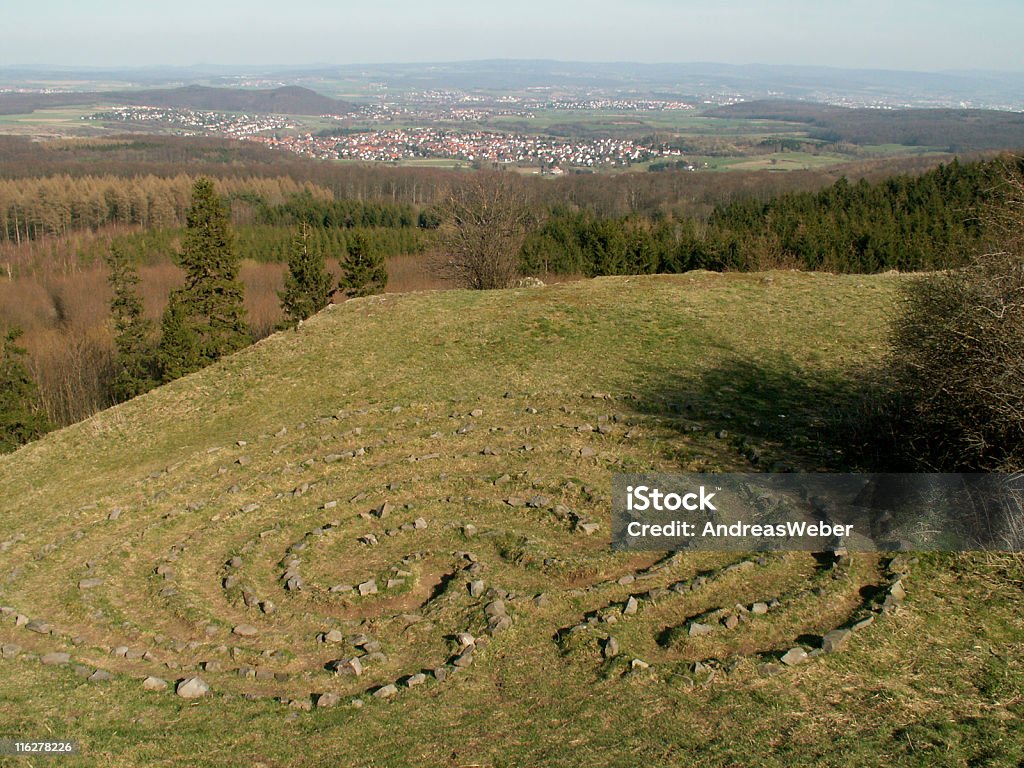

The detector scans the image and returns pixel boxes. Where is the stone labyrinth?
[0,393,911,710]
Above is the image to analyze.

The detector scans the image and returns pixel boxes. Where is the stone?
[201,661,222,672]
[603,636,620,659]
[453,648,474,668]
[88,669,113,682]
[433,666,448,682]
[316,692,342,709]
[888,580,907,601]
[469,580,485,598]
[41,652,70,665]
[484,600,506,617]
[26,619,51,634]
[386,579,404,590]
[176,677,210,699]
[463,524,478,538]
[405,673,427,688]
[722,615,740,631]
[324,629,345,644]
[358,534,378,546]
[617,575,635,586]
[143,676,168,691]
[373,684,398,699]
[232,624,259,638]
[327,657,362,677]
[622,596,639,616]
[688,622,713,637]
[851,616,875,631]
[1,644,21,659]
[821,629,852,654]
[781,647,808,666]
[751,602,769,615]
[488,615,512,635]
[79,577,104,590]
[112,646,130,657]
[630,659,650,671]
[260,601,276,615]
[577,522,600,535]
[578,447,596,458]
[108,508,122,521]
[758,662,785,677]
[357,580,378,596]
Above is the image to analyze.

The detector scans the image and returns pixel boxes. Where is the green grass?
[0,273,1021,767]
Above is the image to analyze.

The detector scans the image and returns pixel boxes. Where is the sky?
[5,0,1024,72]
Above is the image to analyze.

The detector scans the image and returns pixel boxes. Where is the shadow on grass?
[630,353,909,472]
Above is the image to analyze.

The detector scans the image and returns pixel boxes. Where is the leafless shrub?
[433,173,536,290]
[889,164,1024,471]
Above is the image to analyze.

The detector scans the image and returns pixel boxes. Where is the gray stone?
[603,636,620,659]
[484,600,506,617]
[751,602,770,615]
[722,615,740,630]
[328,657,362,677]
[487,615,512,635]
[821,629,852,654]
[324,629,345,644]
[630,658,650,671]
[357,579,378,596]
[453,648,474,668]
[232,624,259,638]
[577,522,600,535]
[463,524,478,538]
[688,622,713,637]
[79,577,104,589]
[469,579,485,598]
[316,692,341,709]
[176,677,210,699]
[455,632,475,648]
[433,666,448,682]
[26,619,51,634]
[617,575,635,586]
[2,644,22,659]
[781,647,808,666]
[88,669,113,682]
[758,662,785,677]
[851,616,875,631]
[143,676,168,691]
[405,673,427,687]
[41,652,70,665]
[622,596,639,616]
[373,684,398,699]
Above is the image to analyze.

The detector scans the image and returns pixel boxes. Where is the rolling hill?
[0,273,1020,767]
[0,85,353,116]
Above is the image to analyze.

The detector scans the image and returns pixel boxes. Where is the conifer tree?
[158,178,248,380]
[279,222,334,325]
[339,232,387,298]
[0,327,49,453]
[105,243,157,400]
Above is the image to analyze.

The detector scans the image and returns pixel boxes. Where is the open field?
[0,272,1020,766]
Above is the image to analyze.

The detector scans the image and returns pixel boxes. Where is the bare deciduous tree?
[433,173,534,290]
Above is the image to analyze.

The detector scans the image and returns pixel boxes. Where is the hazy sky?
[5,0,1024,71]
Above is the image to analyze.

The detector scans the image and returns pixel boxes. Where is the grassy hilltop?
[0,272,1021,767]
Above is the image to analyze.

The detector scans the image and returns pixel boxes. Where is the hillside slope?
[0,273,1020,767]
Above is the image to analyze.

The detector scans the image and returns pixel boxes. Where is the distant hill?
[0,85,353,116]
[105,85,353,115]
[707,100,1024,152]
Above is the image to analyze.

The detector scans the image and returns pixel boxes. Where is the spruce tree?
[158,178,248,380]
[279,222,334,325]
[105,243,157,400]
[339,232,387,298]
[0,328,49,453]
